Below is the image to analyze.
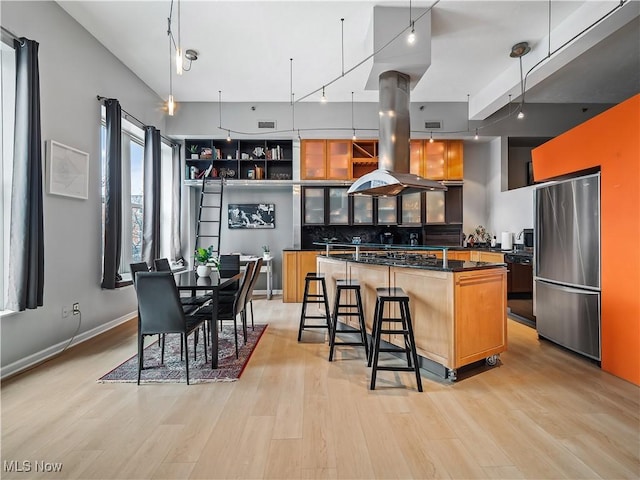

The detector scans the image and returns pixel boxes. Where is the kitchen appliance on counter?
[379,232,394,244]
[534,173,601,361]
[501,232,513,251]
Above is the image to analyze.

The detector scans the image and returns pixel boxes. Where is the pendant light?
[176,0,183,75]
[351,91,357,140]
[407,0,416,44]
[167,24,175,116]
[510,41,531,120]
[320,86,327,103]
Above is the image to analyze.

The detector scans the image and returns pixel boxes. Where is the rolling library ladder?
[195,177,224,258]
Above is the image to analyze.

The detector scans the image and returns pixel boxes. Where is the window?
[1,40,16,311]
[100,111,177,280]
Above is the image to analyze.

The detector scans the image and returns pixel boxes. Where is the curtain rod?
[96,95,178,147]
[1,26,22,45]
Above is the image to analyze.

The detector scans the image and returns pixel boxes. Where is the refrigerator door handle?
[536,279,600,295]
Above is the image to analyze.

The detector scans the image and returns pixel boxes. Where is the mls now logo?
[4,460,63,473]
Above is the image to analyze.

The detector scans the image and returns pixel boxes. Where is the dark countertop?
[319,253,506,273]
[285,244,527,254]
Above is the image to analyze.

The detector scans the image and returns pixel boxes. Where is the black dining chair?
[131,261,168,349]
[154,257,210,313]
[244,257,264,331]
[130,261,150,286]
[218,254,241,297]
[135,271,207,385]
[191,260,255,358]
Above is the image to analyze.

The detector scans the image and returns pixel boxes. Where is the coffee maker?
[379,232,394,244]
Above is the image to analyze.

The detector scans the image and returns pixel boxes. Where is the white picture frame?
[46,140,89,200]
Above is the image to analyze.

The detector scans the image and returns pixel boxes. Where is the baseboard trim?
[255,289,282,296]
[0,311,136,380]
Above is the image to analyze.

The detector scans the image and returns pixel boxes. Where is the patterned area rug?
[98,324,267,384]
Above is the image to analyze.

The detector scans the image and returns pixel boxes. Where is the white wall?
[1,1,166,376]
[462,138,535,243]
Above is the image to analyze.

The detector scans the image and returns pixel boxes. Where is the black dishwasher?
[505,251,535,327]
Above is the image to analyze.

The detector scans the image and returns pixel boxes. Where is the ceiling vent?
[257,120,276,129]
[424,121,442,130]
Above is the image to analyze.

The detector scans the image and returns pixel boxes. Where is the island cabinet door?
[453,268,507,368]
[282,251,299,303]
[391,267,454,368]
[348,263,390,333]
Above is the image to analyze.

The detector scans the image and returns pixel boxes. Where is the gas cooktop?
[356,251,443,267]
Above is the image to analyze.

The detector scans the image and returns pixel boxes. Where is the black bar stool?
[368,287,423,392]
[328,279,369,361]
[298,272,331,341]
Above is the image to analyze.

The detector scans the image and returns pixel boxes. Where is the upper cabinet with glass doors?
[301,140,350,180]
[423,140,464,180]
[302,186,349,225]
[302,138,463,181]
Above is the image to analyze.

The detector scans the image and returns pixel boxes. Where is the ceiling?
[58,0,639,120]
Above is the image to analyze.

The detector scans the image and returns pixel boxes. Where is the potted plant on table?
[194,246,219,276]
[262,245,270,260]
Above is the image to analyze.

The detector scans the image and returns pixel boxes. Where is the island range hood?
[347,70,447,196]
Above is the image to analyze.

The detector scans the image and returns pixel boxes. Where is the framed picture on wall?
[228,203,275,229]
[46,140,89,199]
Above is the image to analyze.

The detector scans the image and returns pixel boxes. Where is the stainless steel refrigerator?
[534,173,601,360]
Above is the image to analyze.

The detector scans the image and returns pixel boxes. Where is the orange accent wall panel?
[532,94,640,385]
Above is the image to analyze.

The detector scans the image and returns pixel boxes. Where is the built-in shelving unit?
[184,139,293,183]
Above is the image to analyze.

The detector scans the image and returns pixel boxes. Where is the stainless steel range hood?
[347,70,446,196]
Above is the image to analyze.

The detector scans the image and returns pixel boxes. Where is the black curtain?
[170,143,183,262]
[142,126,161,266]
[6,38,44,311]
[101,99,123,289]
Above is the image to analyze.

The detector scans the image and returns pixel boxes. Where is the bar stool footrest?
[375,366,418,372]
[377,347,410,353]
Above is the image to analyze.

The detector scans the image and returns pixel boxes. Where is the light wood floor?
[1,297,639,479]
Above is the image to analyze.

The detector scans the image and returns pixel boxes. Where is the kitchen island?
[316,244,507,380]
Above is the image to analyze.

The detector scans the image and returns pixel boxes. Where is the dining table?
[173,270,242,369]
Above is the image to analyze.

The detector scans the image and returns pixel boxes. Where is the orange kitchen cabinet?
[410,140,424,176]
[300,140,351,180]
[423,140,464,181]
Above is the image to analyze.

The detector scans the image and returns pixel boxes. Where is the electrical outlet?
[73,303,80,314]
[62,306,70,318]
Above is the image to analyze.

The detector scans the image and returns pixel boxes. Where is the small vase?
[196,265,211,277]
[263,253,270,260]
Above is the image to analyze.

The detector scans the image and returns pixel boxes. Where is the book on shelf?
[266,145,283,160]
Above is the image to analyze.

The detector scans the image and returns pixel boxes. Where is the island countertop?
[319,252,505,273]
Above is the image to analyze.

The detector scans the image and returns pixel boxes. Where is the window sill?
[0,309,17,318]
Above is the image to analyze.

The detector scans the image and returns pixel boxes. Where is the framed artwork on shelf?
[46,140,89,199]
[228,203,275,229]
